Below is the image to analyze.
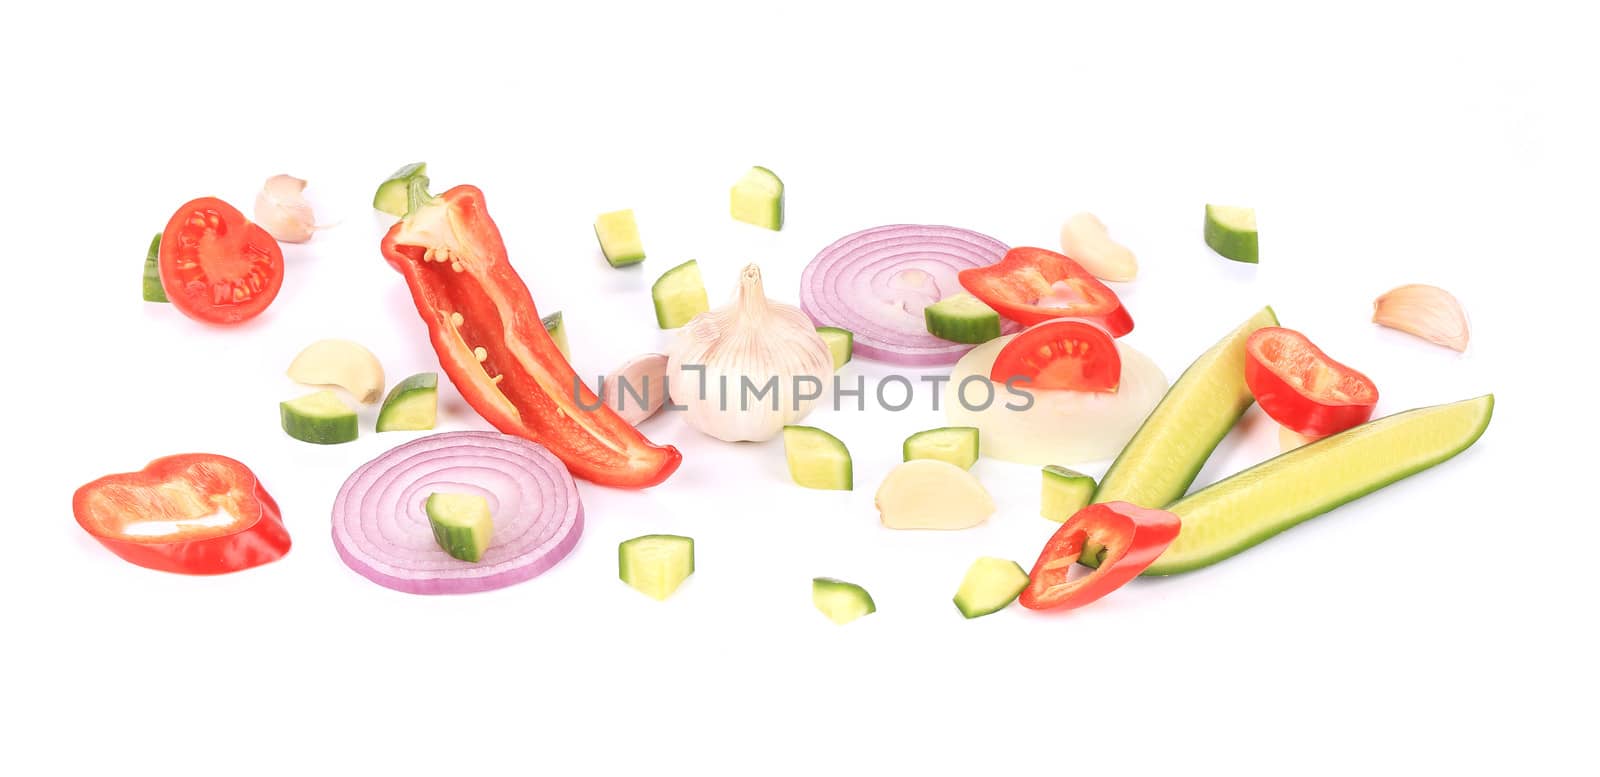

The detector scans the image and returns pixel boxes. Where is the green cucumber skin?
[813,577,876,623]
[376,373,439,432]
[1147,395,1494,576]
[279,401,358,444]
[903,427,980,469]
[1093,307,1279,508]
[730,166,784,230]
[374,162,427,217]
[142,233,168,303]
[651,260,709,328]
[542,311,571,359]
[816,327,853,370]
[1204,207,1259,264]
[924,295,1001,344]
[1041,466,1096,522]
[953,558,1029,619]
[1081,307,1277,567]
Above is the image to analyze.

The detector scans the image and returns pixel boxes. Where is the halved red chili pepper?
[72,454,291,575]
[381,181,681,489]
[1019,501,1179,611]
[958,247,1134,335]
[1245,327,1379,439]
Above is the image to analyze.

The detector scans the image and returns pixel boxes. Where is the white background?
[5,1,1596,774]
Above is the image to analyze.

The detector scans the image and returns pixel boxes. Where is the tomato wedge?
[1245,327,1379,438]
[158,197,284,324]
[73,453,291,575]
[990,319,1121,392]
[1019,502,1179,611]
[958,247,1134,335]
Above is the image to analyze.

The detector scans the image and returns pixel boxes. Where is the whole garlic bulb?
[667,264,834,442]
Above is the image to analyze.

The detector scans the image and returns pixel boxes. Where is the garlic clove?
[1372,284,1469,352]
[255,174,319,243]
[1059,211,1138,282]
[602,353,670,425]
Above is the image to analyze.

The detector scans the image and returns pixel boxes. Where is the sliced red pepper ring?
[72,454,291,575]
[958,247,1134,336]
[1019,501,1179,611]
[381,182,680,489]
[990,318,1121,392]
[1245,327,1379,439]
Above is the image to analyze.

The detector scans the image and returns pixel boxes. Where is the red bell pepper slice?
[958,247,1134,335]
[1245,327,1379,439]
[72,454,291,575]
[1019,502,1179,611]
[381,182,681,489]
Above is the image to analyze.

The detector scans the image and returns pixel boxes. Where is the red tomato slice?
[989,319,1121,392]
[158,197,284,324]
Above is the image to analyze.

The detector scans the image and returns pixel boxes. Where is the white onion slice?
[944,337,1169,466]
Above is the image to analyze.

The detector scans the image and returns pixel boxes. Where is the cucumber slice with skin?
[1150,395,1494,575]
[903,426,980,469]
[816,327,853,371]
[595,209,646,267]
[813,577,875,624]
[730,166,784,230]
[1084,307,1277,563]
[651,260,709,328]
[425,492,494,563]
[924,293,1002,344]
[373,162,426,217]
[376,373,438,432]
[783,425,852,490]
[542,311,571,360]
[618,534,695,601]
[1041,465,1095,522]
[142,233,167,303]
[953,557,1030,619]
[280,390,358,444]
[1204,204,1259,263]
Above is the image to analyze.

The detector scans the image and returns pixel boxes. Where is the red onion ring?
[331,431,583,595]
[801,224,1019,365]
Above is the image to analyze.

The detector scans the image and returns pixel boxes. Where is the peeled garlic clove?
[255,174,319,243]
[602,353,669,425]
[1372,284,1469,352]
[1059,212,1138,282]
[875,459,995,530]
[287,339,386,404]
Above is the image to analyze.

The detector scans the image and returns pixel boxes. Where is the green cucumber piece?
[730,166,784,230]
[376,373,438,432]
[425,492,494,563]
[816,327,853,371]
[279,390,358,445]
[1204,204,1258,263]
[783,426,852,490]
[1085,307,1277,564]
[542,311,571,360]
[903,426,979,469]
[651,260,709,328]
[374,162,427,217]
[813,577,875,624]
[1041,465,1095,522]
[924,293,1001,344]
[618,534,695,601]
[594,209,645,267]
[952,557,1030,619]
[142,233,167,303]
[1149,395,1494,575]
